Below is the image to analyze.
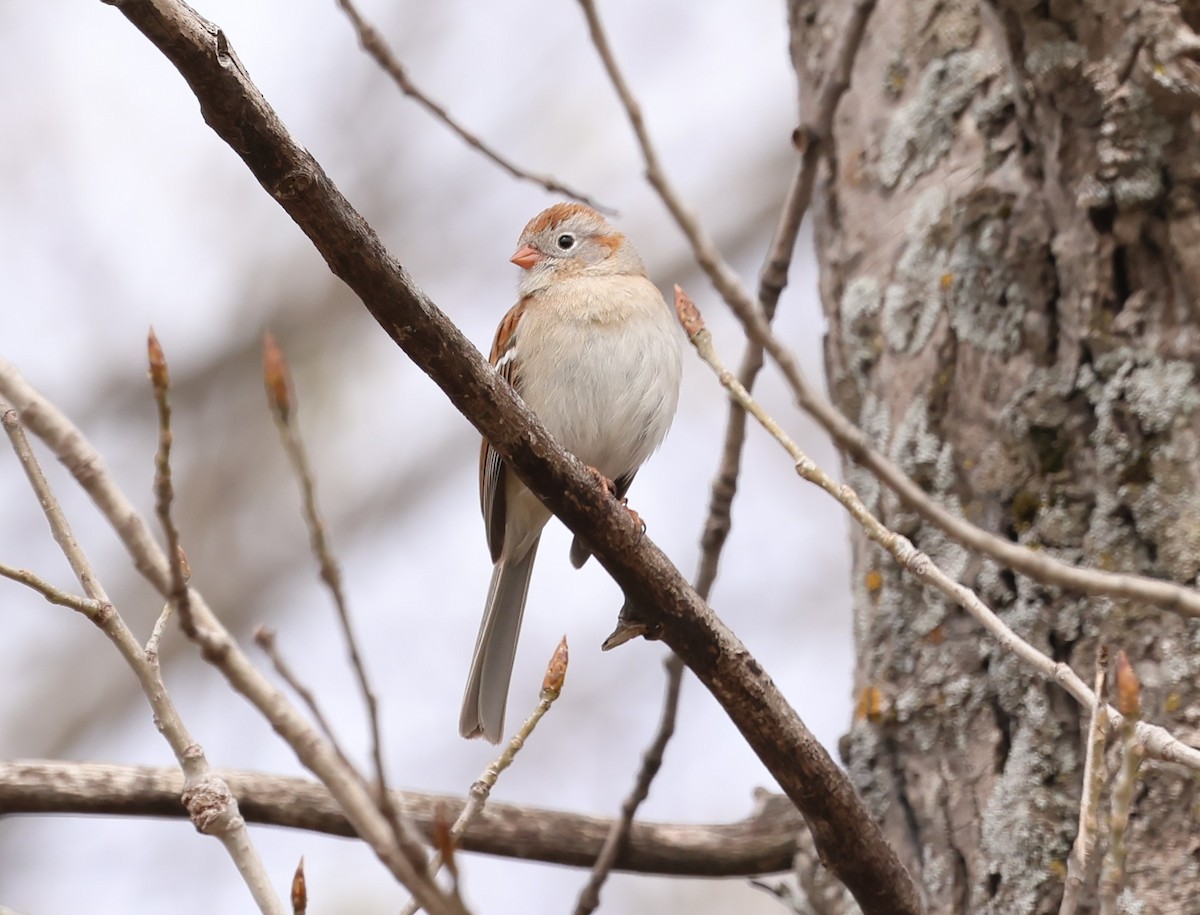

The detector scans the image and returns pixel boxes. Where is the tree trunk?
[792,1,1200,911]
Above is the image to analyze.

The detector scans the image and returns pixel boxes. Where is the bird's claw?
[585,465,646,538]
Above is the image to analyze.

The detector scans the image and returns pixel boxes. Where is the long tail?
[459,537,541,742]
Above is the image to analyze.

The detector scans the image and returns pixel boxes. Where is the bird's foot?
[585,465,646,539]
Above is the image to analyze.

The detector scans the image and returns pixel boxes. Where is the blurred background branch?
[0,760,805,877]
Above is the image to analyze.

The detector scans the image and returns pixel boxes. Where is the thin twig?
[334,0,609,212]
[694,0,872,592]
[767,328,1200,620]
[579,0,1200,623]
[1099,652,1144,914]
[0,362,460,915]
[262,334,403,845]
[255,626,363,778]
[758,0,879,304]
[145,603,174,660]
[575,0,748,312]
[695,157,809,602]
[1060,646,1111,915]
[0,400,287,915]
[1,410,108,602]
[674,287,1200,771]
[398,638,568,915]
[148,330,195,634]
[574,654,682,915]
[0,562,104,617]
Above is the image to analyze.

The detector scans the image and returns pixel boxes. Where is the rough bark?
[792,0,1200,912]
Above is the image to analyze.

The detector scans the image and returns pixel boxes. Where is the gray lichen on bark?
[794,0,1200,910]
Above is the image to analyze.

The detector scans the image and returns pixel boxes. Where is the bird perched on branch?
[460,203,682,742]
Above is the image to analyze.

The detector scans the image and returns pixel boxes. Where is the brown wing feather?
[480,299,527,563]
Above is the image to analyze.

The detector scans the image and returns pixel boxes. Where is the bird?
[459,202,682,742]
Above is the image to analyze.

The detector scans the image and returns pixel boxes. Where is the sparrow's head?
[510,203,645,294]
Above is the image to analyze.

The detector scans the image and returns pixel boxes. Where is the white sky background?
[0,2,855,913]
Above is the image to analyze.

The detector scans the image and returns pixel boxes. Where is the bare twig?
[1,410,107,602]
[145,603,174,659]
[398,638,568,915]
[0,758,806,876]
[1099,652,1144,914]
[574,653,682,915]
[0,401,286,915]
[474,637,567,806]
[255,626,361,778]
[575,0,749,313]
[1060,646,1111,915]
[148,329,195,634]
[694,157,811,604]
[579,0,1200,623]
[768,334,1200,620]
[694,0,874,592]
[0,562,103,617]
[675,286,1200,771]
[0,363,459,915]
[334,0,608,212]
[759,0,878,305]
[262,334,400,841]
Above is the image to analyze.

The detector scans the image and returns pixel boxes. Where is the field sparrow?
[459,202,682,742]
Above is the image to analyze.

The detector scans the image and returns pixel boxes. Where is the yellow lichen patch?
[855,685,886,723]
[865,568,884,596]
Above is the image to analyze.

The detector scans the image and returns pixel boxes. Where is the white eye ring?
[556,233,576,251]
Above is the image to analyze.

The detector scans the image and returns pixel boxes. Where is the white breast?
[514,274,682,481]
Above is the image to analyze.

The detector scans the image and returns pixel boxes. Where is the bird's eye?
[556,233,576,251]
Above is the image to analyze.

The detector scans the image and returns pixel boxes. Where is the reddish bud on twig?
[543,635,569,694]
[262,332,293,422]
[147,328,169,391]
[673,285,705,338]
[1115,650,1141,718]
[290,856,307,915]
[433,803,458,881]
